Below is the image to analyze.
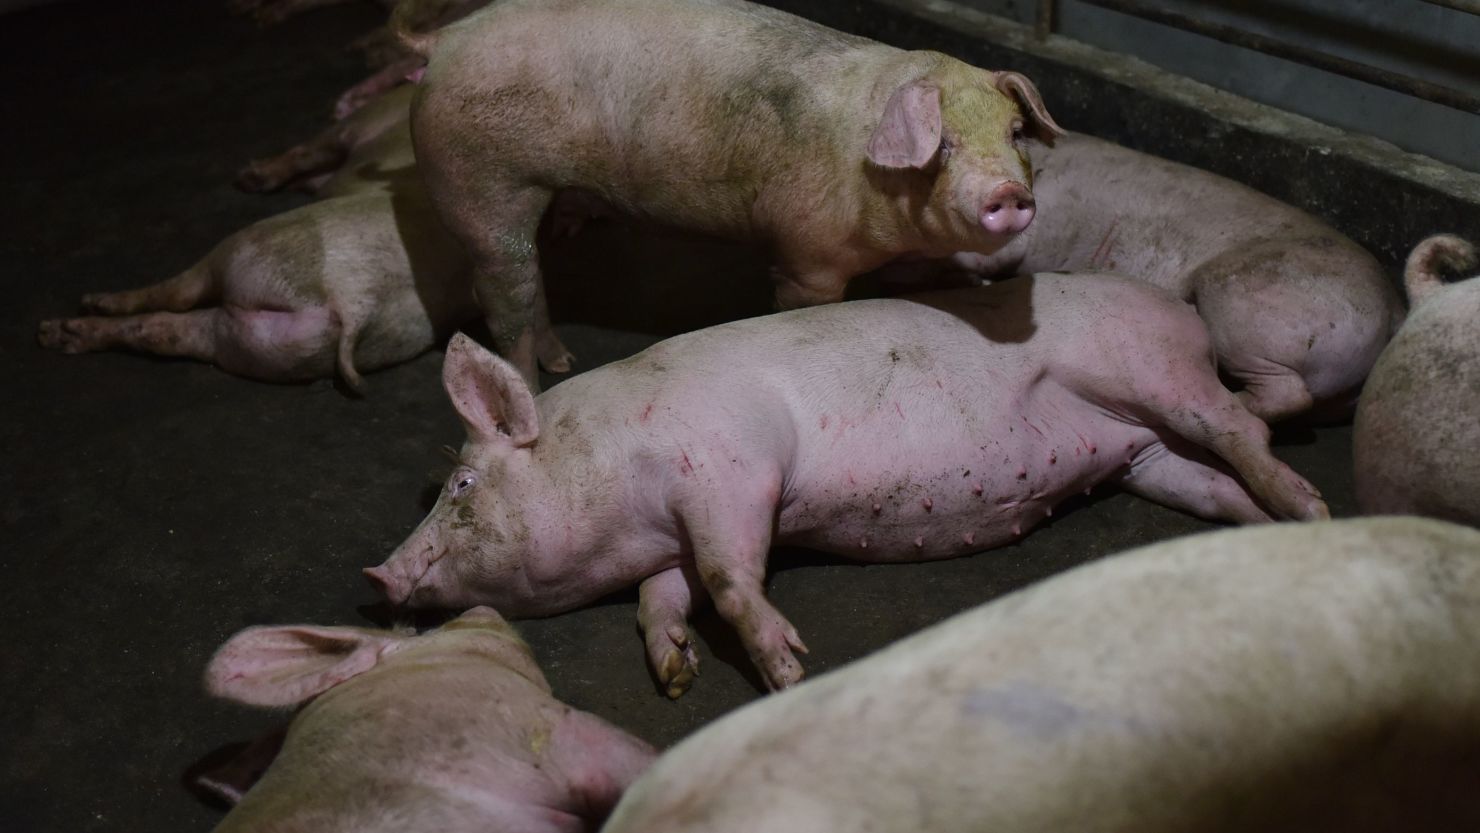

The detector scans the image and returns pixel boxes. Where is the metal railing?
[1034,0,1480,115]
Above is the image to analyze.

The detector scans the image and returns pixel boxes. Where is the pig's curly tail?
[390,0,439,58]
[1404,234,1476,306]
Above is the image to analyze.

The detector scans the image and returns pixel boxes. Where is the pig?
[35,185,473,390]
[394,0,1064,388]
[603,517,1480,833]
[1353,234,1480,526]
[205,606,657,832]
[935,133,1404,423]
[366,272,1327,697]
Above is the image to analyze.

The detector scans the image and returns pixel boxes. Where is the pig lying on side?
[366,273,1326,696]
[603,517,1480,833]
[944,133,1403,422]
[397,0,1063,387]
[38,87,489,390]
[1354,234,1480,525]
[205,606,656,833]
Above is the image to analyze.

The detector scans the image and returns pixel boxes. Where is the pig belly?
[776,406,1149,561]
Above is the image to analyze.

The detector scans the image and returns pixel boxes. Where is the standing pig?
[1354,234,1480,525]
[941,133,1403,422]
[603,517,1480,833]
[205,606,657,832]
[395,0,1063,387]
[366,273,1326,697]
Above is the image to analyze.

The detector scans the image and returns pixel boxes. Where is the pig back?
[415,0,887,238]
[604,517,1480,833]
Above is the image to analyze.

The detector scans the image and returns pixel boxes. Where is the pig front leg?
[637,565,706,699]
[1119,435,1275,524]
[770,263,850,311]
[676,477,808,692]
[446,186,561,389]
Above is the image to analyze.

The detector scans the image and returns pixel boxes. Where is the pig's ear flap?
[442,332,540,448]
[205,625,407,708]
[994,72,1064,145]
[868,81,942,169]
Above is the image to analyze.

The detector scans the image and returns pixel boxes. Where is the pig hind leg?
[1148,377,1327,521]
[637,565,707,699]
[236,125,353,194]
[79,262,216,316]
[38,307,339,382]
[1118,433,1274,524]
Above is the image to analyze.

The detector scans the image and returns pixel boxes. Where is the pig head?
[865,68,1058,248]
[364,335,588,615]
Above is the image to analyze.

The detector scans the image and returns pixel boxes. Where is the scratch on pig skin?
[1090,219,1119,269]
[819,414,829,430]
[894,401,904,419]
[640,403,654,422]
[679,451,694,476]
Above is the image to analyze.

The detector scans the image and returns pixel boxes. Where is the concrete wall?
[960,0,1478,171]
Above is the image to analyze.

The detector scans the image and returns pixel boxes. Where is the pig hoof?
[537,341,576,375]
[653,624,700,699]
[761,654,806,692]
[80,292,118,315]
[234,163,279,194]
[37,319,87,353]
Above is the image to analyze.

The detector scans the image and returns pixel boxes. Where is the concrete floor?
[0,2,1360,831]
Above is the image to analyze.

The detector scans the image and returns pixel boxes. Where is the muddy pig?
[939,133,1403,422]
[1354,234,1480,526]
[204,606,656,832]
[366,273,1326,697]
[396,0,1063,388]
[604,517,1480,833]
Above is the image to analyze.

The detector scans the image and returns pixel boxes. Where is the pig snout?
[363,565,411,607]
[981,182,1035,236]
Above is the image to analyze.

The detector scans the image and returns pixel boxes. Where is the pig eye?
[1010,122,1026,143]
[938,135,954,162]
[449,469,478,501]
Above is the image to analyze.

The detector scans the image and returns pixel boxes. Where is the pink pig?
[942,133,1404,423]
[366,273,1327,697]
[204,606,656,832]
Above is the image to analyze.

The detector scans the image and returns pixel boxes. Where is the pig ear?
[205,625,406,708]
[868,81,942,169]
[994,72,1065,145]
[442,332,540,448]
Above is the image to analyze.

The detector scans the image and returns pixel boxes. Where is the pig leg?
[637,566,706,699]
[1118,433,1274,524]
[549,710,657,823]
[1150,388,1327,521]
[677,477,808,691]
[236,126,355,194]
[1233,368,1315,424]
[79,262,216,316]
[37,308,339,381]
[333,57,425,121]
[448,187,552,388]
[533,278,574,374]
[771,265,849,311]
[192,725,288,805]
